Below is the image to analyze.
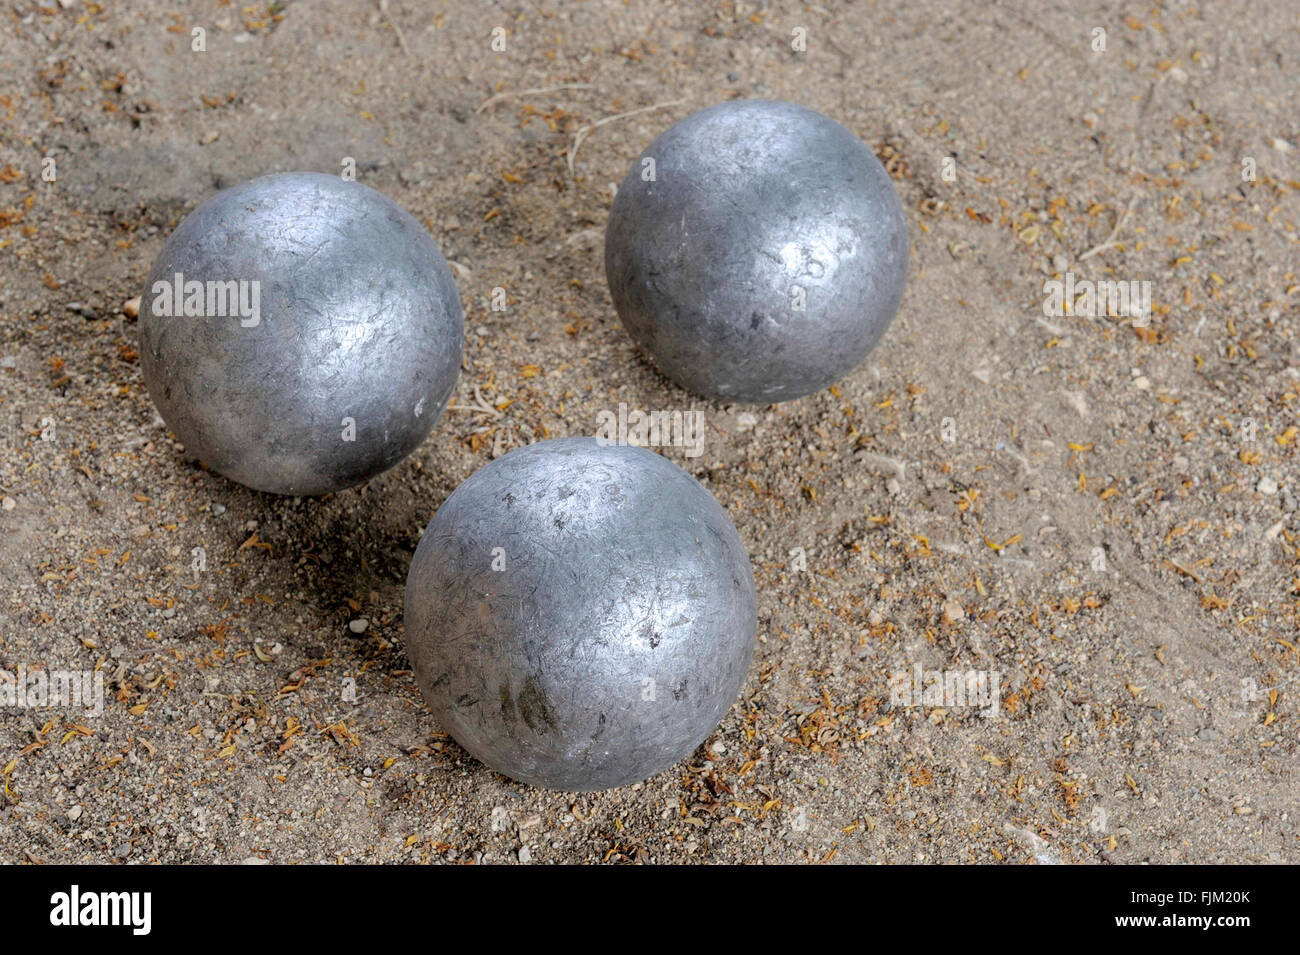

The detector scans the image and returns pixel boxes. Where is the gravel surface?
[0,0,1296,864]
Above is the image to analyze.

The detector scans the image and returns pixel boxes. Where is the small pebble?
[1,497,15,511]
[517,846,532,864]
[348,618,369,634]
[941,598,964,626]
[1257,476,1278,495]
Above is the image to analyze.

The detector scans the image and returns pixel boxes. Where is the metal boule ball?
[404,437,757,791]
[605,100,908,403]
[139,171,462,495]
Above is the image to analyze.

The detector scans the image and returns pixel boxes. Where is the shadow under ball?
[139,171,462,496]
[605,100,908,404]
[404,437,757,791]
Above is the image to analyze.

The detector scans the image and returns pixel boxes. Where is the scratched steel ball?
[605,100,908,403]
[404,437,757,791]
[139,171,462,496]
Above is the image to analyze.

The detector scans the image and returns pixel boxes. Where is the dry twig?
[475,83,595,114]
[1078,195,1139,261]
[567,98,688,176]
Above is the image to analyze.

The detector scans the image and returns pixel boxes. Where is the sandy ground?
[0,0,1297,864]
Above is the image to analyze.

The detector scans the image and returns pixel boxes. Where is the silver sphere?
[605,100,908,403]
[404,437,757,791]
[139,171,462,495]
